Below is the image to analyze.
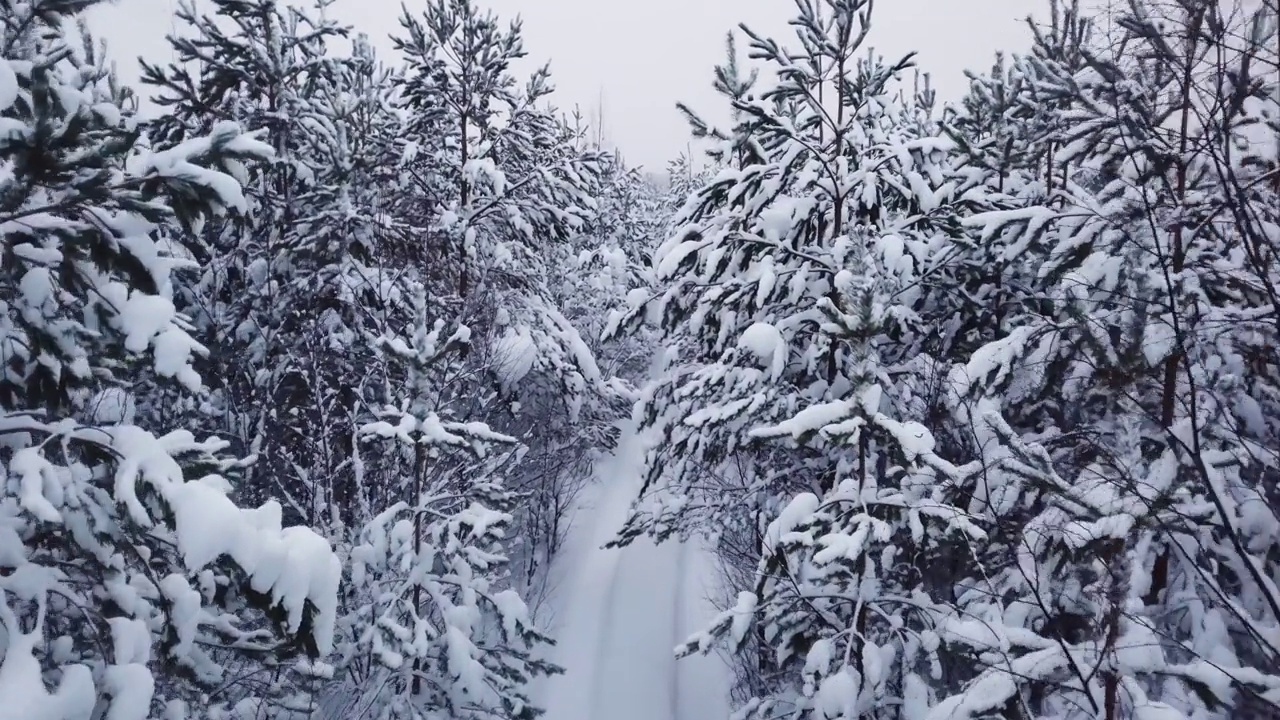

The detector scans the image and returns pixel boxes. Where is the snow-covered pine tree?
[944,53,1035,198]
[560,150,665,365]
[390,0,628,589]
[923,52,1044,364]
[931,0,1280,717]
[139,0,352,521]
[663,153,699,211]
[329,288,556,720]
[264,32,407,532]
[0,2,340,717]
[392,0,596,300]
[606,1,989,715]
[677,31,762,171]
[506,148,661,582]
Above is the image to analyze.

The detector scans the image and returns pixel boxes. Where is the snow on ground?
[537,420,732,720]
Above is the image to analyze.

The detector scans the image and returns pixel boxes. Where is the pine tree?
[140,0,352,520]
[677,31,761,170]
[607,1,987,714]
[0,2,340,717]
[330,294,556,720]
[932,1,1280,717]
[265,31,406,531]
[390,0,627,592]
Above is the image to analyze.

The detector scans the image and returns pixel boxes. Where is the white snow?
[537,419,732,720]
[738,321,787,380]
[493,327,538,385]
[655,233,711,279]
[751,399,852,440]
[87,388,136,425]
[136,121,267,213]
[91,426,343,655]
[0,597,96,720]
[0,60,18,113]
[765,492,821,552]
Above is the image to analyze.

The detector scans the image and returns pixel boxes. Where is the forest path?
[536,419,731,720]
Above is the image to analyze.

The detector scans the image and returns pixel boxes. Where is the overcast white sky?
[87,0,1036,171]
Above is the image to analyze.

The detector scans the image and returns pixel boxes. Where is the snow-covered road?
[537,423,731,720]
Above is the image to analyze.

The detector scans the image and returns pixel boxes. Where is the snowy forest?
[3,0,1280,718]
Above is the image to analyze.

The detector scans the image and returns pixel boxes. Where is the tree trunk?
[411,432,426,696]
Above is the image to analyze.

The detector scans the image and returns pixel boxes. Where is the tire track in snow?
[575,445,631,720]
[673,537,734,720]
[542,420,732,720]
[585,545,625,720]
[539,427,635,720]
[670,539,689,720]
